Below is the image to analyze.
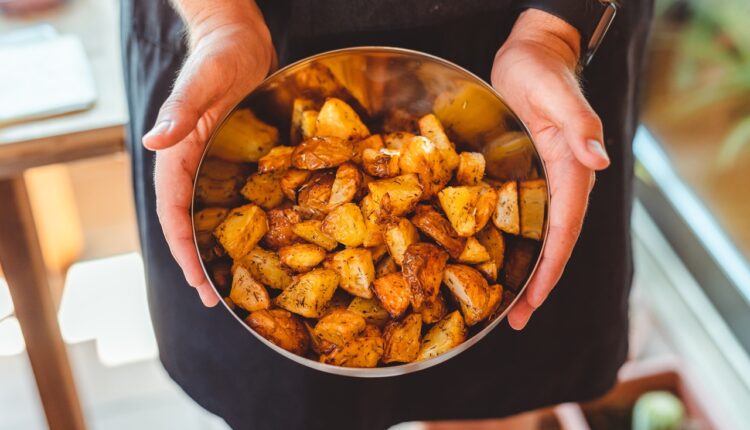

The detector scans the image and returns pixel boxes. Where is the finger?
[196,280,220,307]
[507,296,535,331]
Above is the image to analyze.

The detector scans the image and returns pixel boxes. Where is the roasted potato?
[456,152,485,185]
[372,272,411,318]
[437,184,498,237]
[290,98,317,145]
[213,204,268,260]
[200,157,248,181]
[443,264,490,326]
[417,113,459,171]
[414,292,449,324]
[320,335,384,368]
[274,268,340,318]
[297,171,335,218]
[292,136,354,170]
[476,224,505,272]
[196,176,241,206]
[493,180,520,235]
[328,248,375,299]
[306,321,336,355]
[210,108,278,162]
[410,205,466,259]
[320,290,353,317]
[347,297,391,327]
[383,313,422,364]
[519,179,547,240]
[278,243,327,273]
[416,310,467,361]
[375,255,399,278]
[398,135,453,198]
[245,309,309,355]
[384,131,415,150]
[315,97,370,141]
[328,163,363,210]
[194,207,229,233]
[258,146,295,174]
[481,283,504,322]
[263,207,302,250]
[240,173,286,210]
[313,309,366,346]
[402,243,449,309]
[235,247,294,290]
[367,173,423,217]
[322,203,367,247]
[291,220,338,251]
[474,260,498,282]
[360,194,384,247]
[280,169,312,201]
[368,243,389,262]
[457,237,491,264]
[294,62,346,99]
[229,266,271,312]
[383,218,420,266]
[362,148,401,178]
[352,134,384,165]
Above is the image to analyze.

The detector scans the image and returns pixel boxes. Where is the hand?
[142,3,275,307]
[491,10,610,330]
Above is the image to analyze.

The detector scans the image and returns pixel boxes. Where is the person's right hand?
[142,4,275,307]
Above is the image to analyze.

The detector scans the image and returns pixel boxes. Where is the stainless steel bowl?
[192,47,549,377]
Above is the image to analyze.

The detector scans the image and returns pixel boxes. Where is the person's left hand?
[491,10,611,330]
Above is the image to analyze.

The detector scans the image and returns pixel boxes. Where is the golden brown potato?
[476,224,505,272]
[481,283,504,322]
[456,152,485,185]
[417,113,460,171]
[294,62,346,99]
[372,272,411,318]
[300,110,319,141]
[278,243,327,273]
[245,309,309,355]
[383,313,422,364]
[347,297,391,327]
[292,136,354,170]
[194,208,228,233]
[328,163,363,210]
[417,310,467,361]
[398,135,453,198]
[291,220,338,251]
[437,184,498,237]
[493,180,520,235]
[375,255,399,278]
[402,243,449,309]
[352,134,384,165]
[410,205,466,259]
[474,260,498,282]
[213,204,268,260]
[443,264,490,326]
[229,266,270,312]
[383,218,420,266]
[200,157,247,181]
[274,268,340,318]
[322,203,367,248]
[210,109,278,162]
[384,131,415,150]
[196,176,241,206]
[368,244,389,262]
[258,146,295,174]
[297,171,335,218]
[224,296,236,311]
[313,309,367,346]
[362,323,382,338]
[263,207,302,250]
[362,148,401,178]
[519,179,547,240]
[290,98,317,145]
[240,173,285,210]
[367,173,423,217]
[315,97,370,141]
[328,248,375,299]
[414,292,448,324]
[280,169,312,201]
[457,237,491,264]
[235,247,294,290]
[360,194,384,247]
[320,335,384,368]
[305,321,336,355]
[319,290,353,317]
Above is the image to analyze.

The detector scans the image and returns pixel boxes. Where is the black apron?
[121,2,653,428]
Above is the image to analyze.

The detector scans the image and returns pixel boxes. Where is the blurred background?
[0,0,748,429]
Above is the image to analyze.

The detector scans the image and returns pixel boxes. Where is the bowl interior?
[192,47,548,377]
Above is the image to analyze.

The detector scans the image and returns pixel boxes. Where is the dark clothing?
[121,1,653,429]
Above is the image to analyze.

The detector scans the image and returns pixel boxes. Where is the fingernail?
[587,139,610,163]
[143,120,172,146]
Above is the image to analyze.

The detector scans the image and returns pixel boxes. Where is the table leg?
[0,175,86,430]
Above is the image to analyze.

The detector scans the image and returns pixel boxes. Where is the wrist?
[507,9,581,70]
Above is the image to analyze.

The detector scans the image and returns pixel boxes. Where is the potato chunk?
[213,204,268,260]
[210,108,278,162]
[410,205,466,259]
[417,113,459,171]
[372,272,411,318]
[274,268,340,318]
[200,157,248,181]
[402,243,449,309]
[278,243,327,273]
[258,146,294,174]
[280,169,311,201]
[457,237,491,264]
[383,218,420,266]
[362,148,401,178]
[360,194,384,247]
[375,255,399,278]
[320,335,384,368]
[313,309,367,346]
[347,297,391,327]
[229,266,270,312]
[520,179,547,240]
[417,310,467,361]
[456,152,485,185]
[328,163,363,210]
[315,97,370,141]
[481,284,505,322]
[328,248,375,299]
[476,224,505,272]
[384,131,415,150]
[263,207,302,250]
[235,247,294,290]
[443,264,490,326]
[367,173,423,217]
[383,313,422,364]
[297,171,335,218]
[493,180,520,235]
[240,173,285,210]
[474,260,498,282]
[290,98,317,145]
[414,292,449,324]
[292,136,354,170]
[352,134,384,165]
[196,176,241,206]
[398,135,453,198]
[291,220,338,251]
[322,203,367,247]
[245,309,309,355]
[438,184,498,237]
[194,207,228,232]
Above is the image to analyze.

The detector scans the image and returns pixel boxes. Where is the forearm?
[169,0,270,49]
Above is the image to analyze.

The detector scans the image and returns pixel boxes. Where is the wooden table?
[0,1,127,428]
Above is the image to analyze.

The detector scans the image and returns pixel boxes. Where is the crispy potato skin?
[347,297,390,327]
[410,205,466,259]
[320,335,384,368]
[291,220,338,251]
[210,109,278,163]
[383,218,420,266]
[476,224,505,273]
[456,152,486,185]
[417,310,467,361]
[230,266,271,312]
[519,179,547,240]
[457,237,491,264]
[278,243,327,273]
[443,264,490,326]
[367,173,423,217]
[297,171,335,218]
[292,136,354,170]
[373,272,411,318]
[493,181,520,235]
[258,146,295,174]
[352,134,384,165]
[383,313,422,363]
[313,309,367,346]
[328,248,375,299]
[481,284,504,322]
[235,247,293,290]
[328,163,363,210]
[362,148,401,178]
[274,268,340,318]
[280,169,312,201]
[315,97,371,141]
[240,173,286,210]
[402,243,449,309]
[414,292,449,324]
[246,309,309,355]
[213,204,268,260]
[322,203,367,248]
[263,207,302,250]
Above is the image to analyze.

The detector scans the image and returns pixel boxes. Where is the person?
[121,1,653,428]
